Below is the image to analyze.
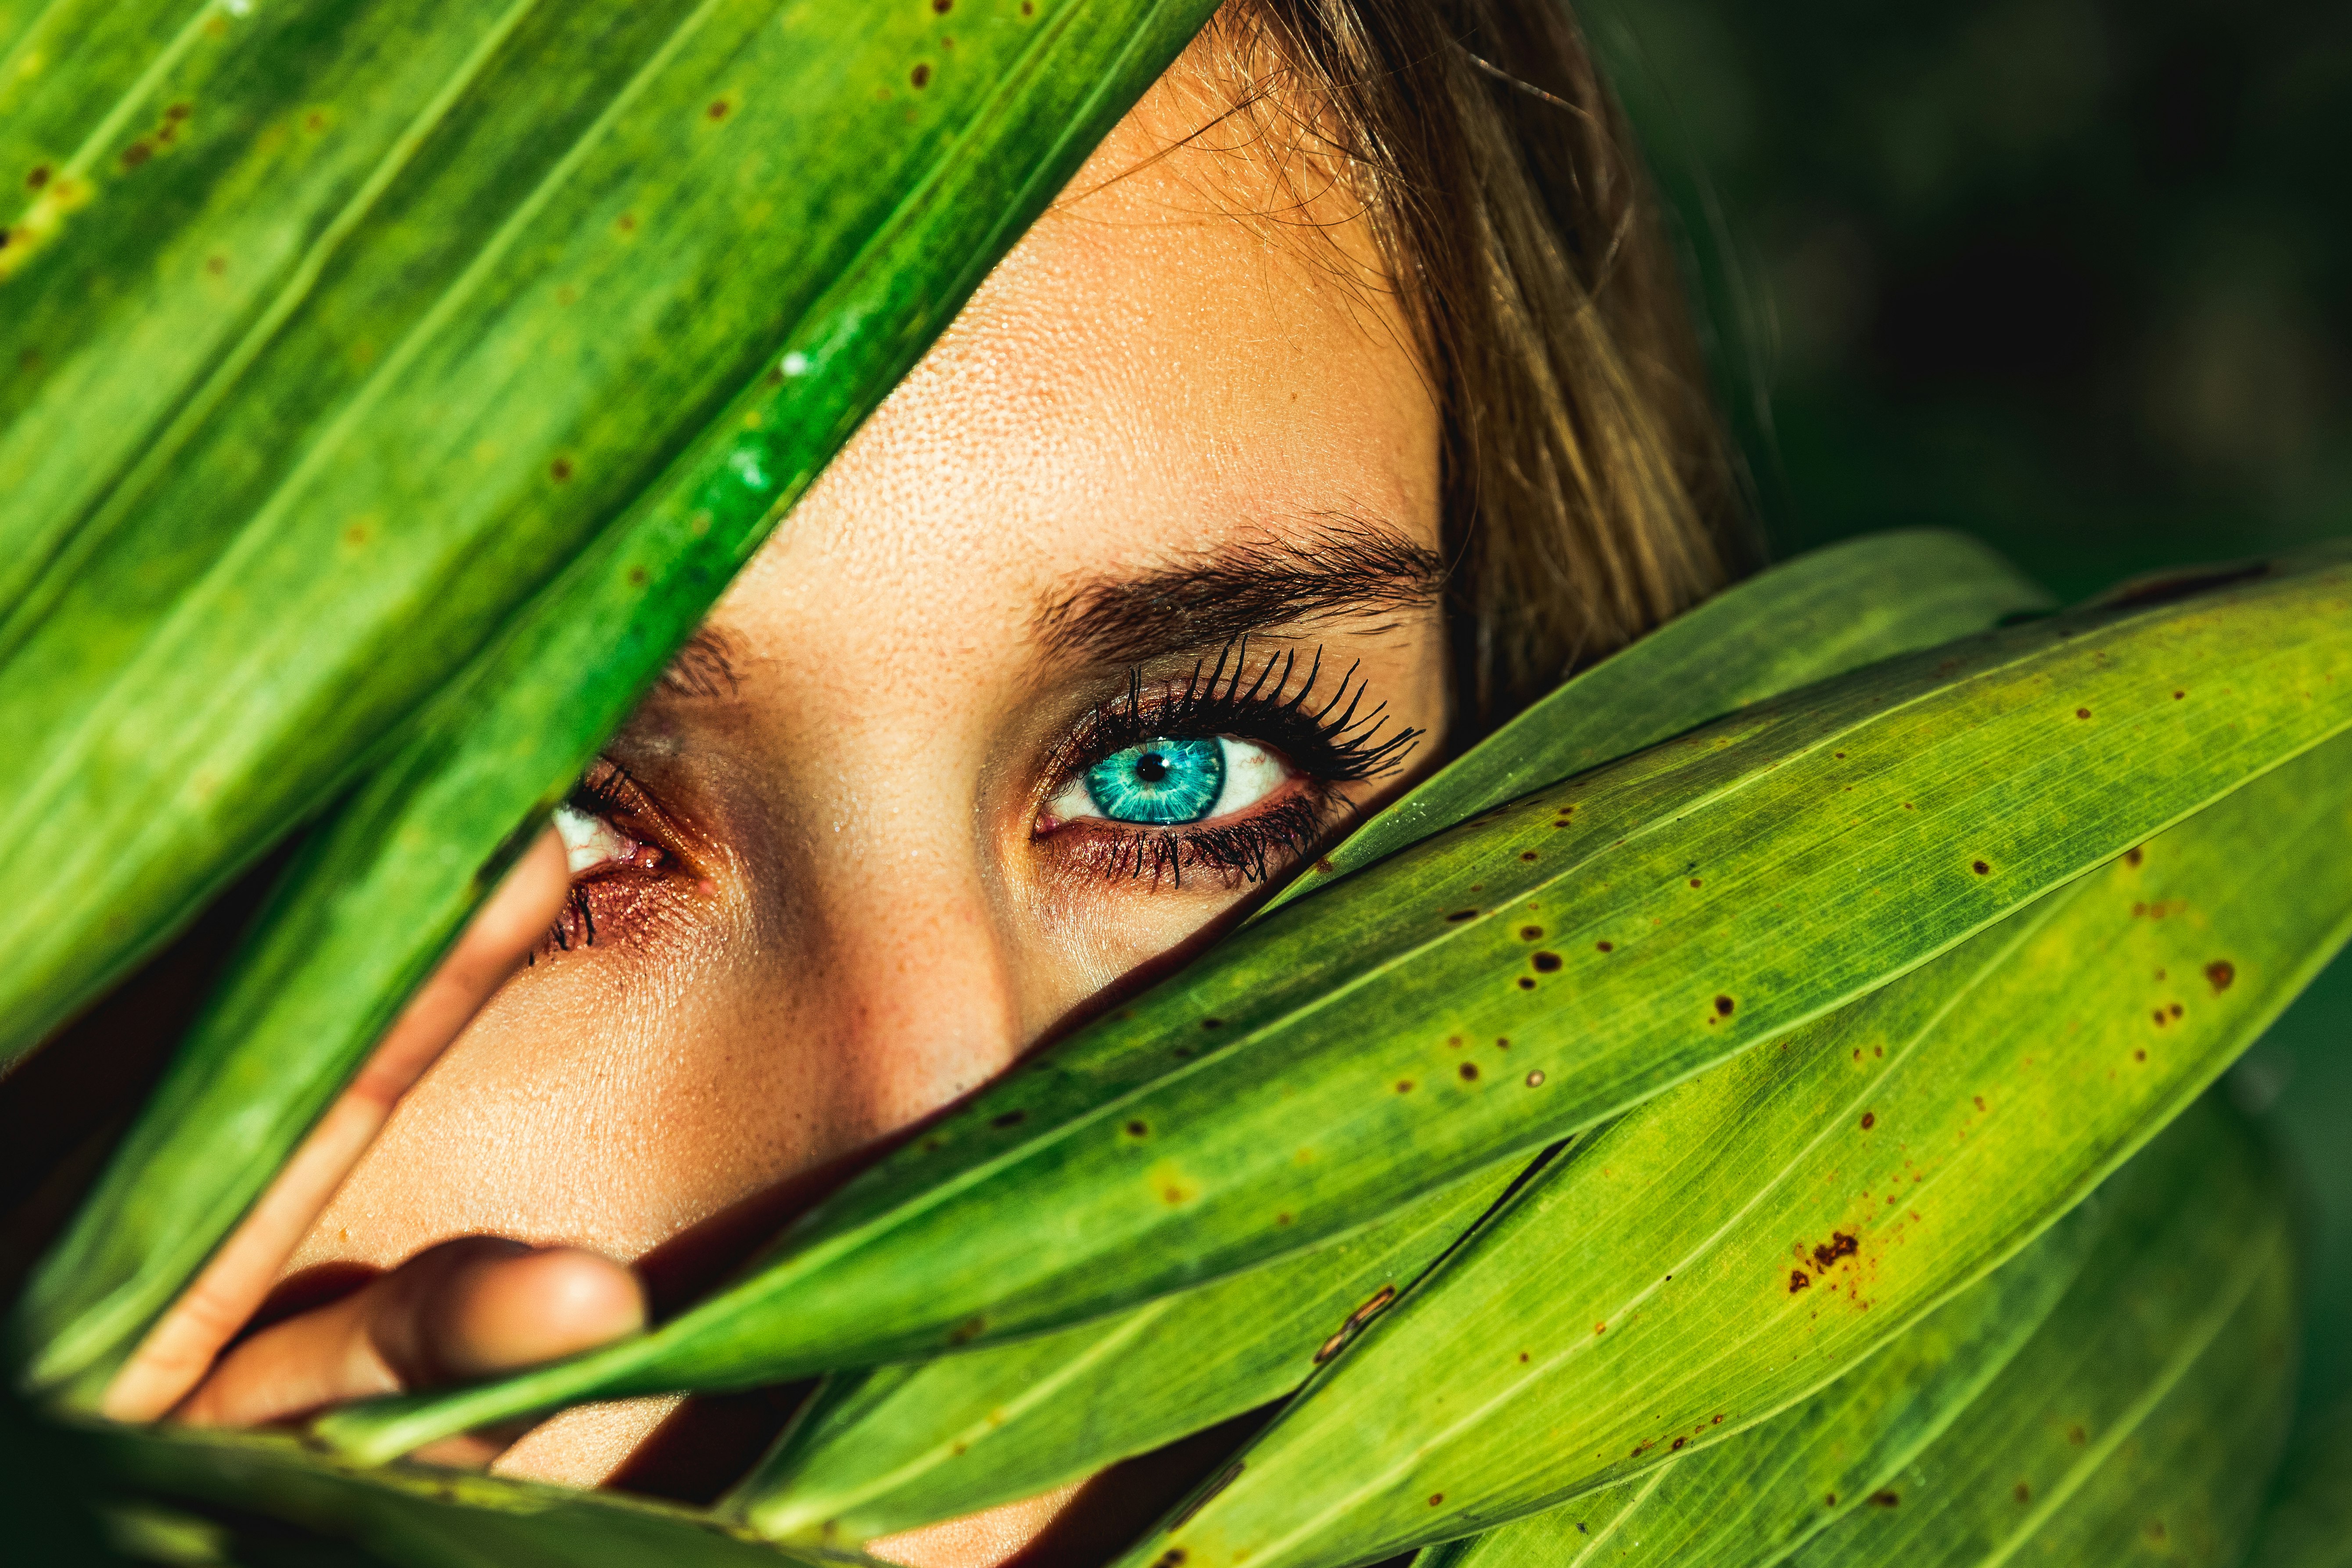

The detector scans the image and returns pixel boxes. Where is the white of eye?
[1208,736,1288,816]
[1044,736,1293,825]
[552,801,639,874]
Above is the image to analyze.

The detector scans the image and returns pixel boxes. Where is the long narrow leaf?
[81,1424,837,1568]
[1426,1096,2272,1568]
[321,548,2352,1460]
[1260,529,2049,915]
[1416,1202,2091,1568]
[1102,729,2352,1568]
[729,1161,1524,1544]
[13,0,1225,1396]
[0,0,1221,1070]
[1788,1099,2297,1568]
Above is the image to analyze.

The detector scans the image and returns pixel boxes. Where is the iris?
[1084,736,1225,825]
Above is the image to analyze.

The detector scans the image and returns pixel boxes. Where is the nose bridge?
[795,804,1028,1137]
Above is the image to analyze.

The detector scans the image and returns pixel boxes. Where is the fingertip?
[432,1246,646,1381]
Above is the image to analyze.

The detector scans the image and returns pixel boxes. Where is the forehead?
[713,63,1437,656]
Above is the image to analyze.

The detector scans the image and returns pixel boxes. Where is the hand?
[101,831,645,1453]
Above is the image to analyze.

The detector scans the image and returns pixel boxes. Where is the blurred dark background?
[1580,0,2352,1418]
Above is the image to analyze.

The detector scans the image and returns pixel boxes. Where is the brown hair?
[1205,0,1749,732]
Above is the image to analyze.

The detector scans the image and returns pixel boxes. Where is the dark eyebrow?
[655,625,743,699]
[1036,520,1445,667]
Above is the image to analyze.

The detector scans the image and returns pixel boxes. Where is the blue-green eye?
[1082,737,1224,824]
[1047,735,1291,828]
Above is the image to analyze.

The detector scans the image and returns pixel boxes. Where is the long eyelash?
[1084,635,1422,786]
[537,758,658,956]
[1093,793,1338,890]
[1052,636,1417,889]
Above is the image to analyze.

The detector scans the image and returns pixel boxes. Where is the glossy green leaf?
[1105,729,2352,1568]
[320,547,2352,1461]
[1789,1098,2297,1568]
[1422,1096,2278,1568]
[1261,529,2050,917]
[1417,1189,2094,1568]
[0,0,1223,1071]
[2245,1395,2352,1568]
[725,535,2047,1545]
[729,1160,1525,1545]
[10,0,1224,1396]
[79,1424,833,1568]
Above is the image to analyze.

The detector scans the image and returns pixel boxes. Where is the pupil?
[1134,752,1168,782]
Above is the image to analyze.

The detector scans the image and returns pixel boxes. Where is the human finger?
[172,1236,645,1433]
[103,831,573,1421]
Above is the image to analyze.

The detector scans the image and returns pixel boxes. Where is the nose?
[783,815,1030,1151]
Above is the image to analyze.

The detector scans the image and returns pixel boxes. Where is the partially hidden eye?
[553,800,646,874]
[1047,736,1292,827]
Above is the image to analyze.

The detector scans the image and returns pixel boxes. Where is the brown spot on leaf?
[1520,850,1537,861]
[1519,925,1543,941]
[1689,877,1703,888]
[1860,1112,1876,1130]
[1445,908,1478,922]
[1870,1491,1900,1508]
[1524,1070,1545,1087]
[1517,977,1536,990]
[1395,1080,1413,1094]
[2205,960,2236,992]
[1125,1119,1148,1136]
[1596,940,1614,953]
[1714,994,1735,1016]
[1789,1270,1811,1292]
[1428,1495,1443,1507]
[1533,951,1562,973]
[2015,1482,2031,1503]
[1459,1062,1479,1082]
[2125,846,2143,866]
[2068,1424,2086,1445]
[2134,1049,2147,1062]
[2076,707,2091,719]
[2170,1002,2183,1018]
[707,99,730,119]
[991,1110,1025,1128]
[1671,1437,1686,1450]
[550,457,573,482]
[910,63,931,87]
[27,164,50,189]
[121,140,153,168]
[1813,1231,1860,1270]
[1973,860,1991,875]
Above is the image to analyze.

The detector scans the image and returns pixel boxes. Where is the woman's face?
[284,63,1446,1490]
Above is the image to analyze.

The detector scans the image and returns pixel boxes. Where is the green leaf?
[1417,1186,2096,1568]
[2245,1394,2352,1568]
[78,1424,838,1568]
[726,1160,1524,1545]
[722,534,2047,1546]
[10,0,1225,1395]
[1787,1098,2297,1568]
[1424,1095,2281,1568]
[0,0,1223,1069]
[1101,727,2352,1568]
[1260,529,2050,917]
[317,546,2352,1461]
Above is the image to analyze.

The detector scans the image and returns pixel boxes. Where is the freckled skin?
[205,52,1447,1546]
